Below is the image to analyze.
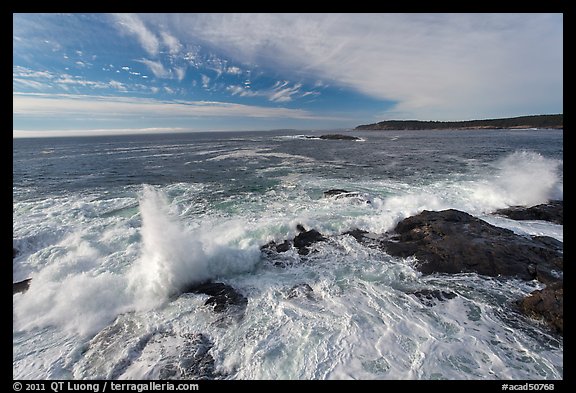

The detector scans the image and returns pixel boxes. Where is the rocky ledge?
[13,278,32,295]
[518,281,563,334]
[378,209,562,283]
[494,200,563,225]
[317,134,361,141]
[181,281,248,314]
[261,224,327,257]
[259,197,563,334]
[375,208,563,334]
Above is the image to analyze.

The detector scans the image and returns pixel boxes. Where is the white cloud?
[14,66,152,94]
[269,81,302,103]
[136,58,171,79]
[226,85,258,98]
[111,13,160,56]
[160,31,182,54]
[108,80,127,91]
[227,66,242,75]
[201,74,210,88]
[135,13,562,120]
[13,66,55,80]
[13,78,51,90]
[13,127,193,138]
[226,81,307,103]
[173,67,186,81]
[13,92,329,121]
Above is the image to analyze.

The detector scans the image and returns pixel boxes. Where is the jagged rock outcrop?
[182,282,248,314]
[261,224,328,259]
[293,226,327,255]
[518,281,563,334]
[408,289,457,307]
[378,209,562,282]
[13,278,32,295]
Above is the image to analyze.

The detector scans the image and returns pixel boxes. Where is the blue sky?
[13,13,563,137]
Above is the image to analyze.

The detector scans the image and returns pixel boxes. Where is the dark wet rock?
[151,332,221,380]
[323,189,371,204]
[531,236,563,253]
[175,333,218,379]
[275,240,292,253]
[261,225,328,261]
[287,283,314,299]
[183,282,248,314]
[518,281,563,335]
[343,228,371,243]
[293,226,327,255]
[260,239,292,254]
[379,209,563,282]
[13,278,31,295]
[494,200,563,225]
[324,189,351,197]
[13,248,19,258]
[318,134,361,141]
[409,289,457,307]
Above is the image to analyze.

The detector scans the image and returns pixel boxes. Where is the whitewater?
[13,129,563,379]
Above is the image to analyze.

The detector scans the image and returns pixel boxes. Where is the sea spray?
[12,223,135,336]
[13,130,563,379]
[128,185,211,307]
[129,185,260,309]
[469,150,562,211]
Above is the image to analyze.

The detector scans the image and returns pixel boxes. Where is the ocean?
[13,128,563,380]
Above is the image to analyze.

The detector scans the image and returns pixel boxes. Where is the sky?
[13,13,563,137]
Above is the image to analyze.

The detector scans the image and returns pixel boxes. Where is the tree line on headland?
[355,114,563,131]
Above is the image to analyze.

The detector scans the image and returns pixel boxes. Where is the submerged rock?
[323,189,371,204]
[13,278,32,295]
[13,248,19,258]
[342,228,371,243]
[323,189,351,197]
[287,283,314,299]
[494,200,563,225]
[183,282,248,314]
[518,281,563,335]
[379,209,563,282]
[171,333,217,379]
[409,289,457,307]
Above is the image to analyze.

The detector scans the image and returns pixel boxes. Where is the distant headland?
[355,114,563,131]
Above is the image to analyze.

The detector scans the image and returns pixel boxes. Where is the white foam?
[12,149,563,379]
[467,150,562,211]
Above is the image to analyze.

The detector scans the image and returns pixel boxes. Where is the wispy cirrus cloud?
[268,81,302,103]
[12,92,331,120]
[133,13,562,120]
[110,13,160,56]
[13,127,193,138]
[160,31,181,55]
[227,80,313,103]
[13,66,139,93]
[135,58,171,79]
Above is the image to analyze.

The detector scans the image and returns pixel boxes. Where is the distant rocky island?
[355,114,563,131]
